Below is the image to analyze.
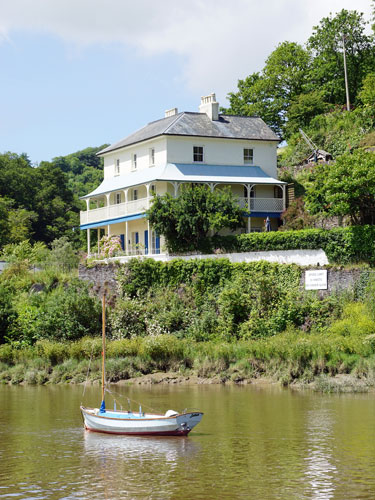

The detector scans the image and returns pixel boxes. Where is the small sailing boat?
[80,294,203,436]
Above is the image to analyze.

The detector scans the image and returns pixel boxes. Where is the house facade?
[80,94,285,256]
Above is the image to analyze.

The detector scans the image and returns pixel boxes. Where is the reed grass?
[1,325,375,391]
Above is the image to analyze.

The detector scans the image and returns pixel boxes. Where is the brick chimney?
[199,93,219,120]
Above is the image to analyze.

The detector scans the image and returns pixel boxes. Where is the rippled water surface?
[1,383,375,499]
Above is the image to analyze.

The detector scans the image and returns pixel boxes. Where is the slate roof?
[98,113,279,155]
[82,163,285,199]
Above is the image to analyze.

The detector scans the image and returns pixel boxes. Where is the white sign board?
[305,270,328,290]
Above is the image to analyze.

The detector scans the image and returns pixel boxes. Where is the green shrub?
[10,280,101,343]
[108,297,147,338]
[35,340,70,364]
[208,226,375,265]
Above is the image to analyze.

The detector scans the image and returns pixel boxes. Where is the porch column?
[85,198,90,224]
[106,193,110,218]
[148,220,152,254]
[123,189,128,214]
[97,228,100,254]
[282,185,286,211]
[107,224,111,237]
[172,182,179,197]
[145,183,151,208]
[125,220,129,255]
[87,228,91,257]
[246,184,253,234]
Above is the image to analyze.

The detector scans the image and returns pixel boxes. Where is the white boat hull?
[80,407,203,436]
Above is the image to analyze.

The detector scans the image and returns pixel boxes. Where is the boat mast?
[100,293,106,411]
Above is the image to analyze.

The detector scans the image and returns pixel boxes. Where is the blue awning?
[80,213,145,230]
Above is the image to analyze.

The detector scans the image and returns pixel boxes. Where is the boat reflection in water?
[84,429,200,462]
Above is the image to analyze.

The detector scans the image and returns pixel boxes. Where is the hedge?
[212,226,375,265]
[116,258,301,298]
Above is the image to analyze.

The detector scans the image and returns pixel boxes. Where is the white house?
[80,93,285,256]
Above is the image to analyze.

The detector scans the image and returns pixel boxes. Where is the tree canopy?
[0,152,81,249]
[305,150,375,225]
[147,185,245,253]
[224,9,375,142]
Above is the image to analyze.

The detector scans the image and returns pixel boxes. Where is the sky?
[0,0,373,164]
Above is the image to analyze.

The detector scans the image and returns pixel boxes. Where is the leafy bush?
[108,297,147,339]
[0,284,15,343]
[9,279,101,343]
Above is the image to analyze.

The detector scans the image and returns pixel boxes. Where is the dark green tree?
[305,150,375,224]
[307,9,375,106]
[147,185,245,253]
[224,41,311,137]
[284,90,331,137]
[32,164,81,244]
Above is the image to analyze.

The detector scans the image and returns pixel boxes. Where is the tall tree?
[307,9,375,106]
[224,41,311,137]
[32,164,80,244]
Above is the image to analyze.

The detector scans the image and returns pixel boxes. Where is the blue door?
[120,234,125,251]
[144,230,149,255]
[155,233,160,254]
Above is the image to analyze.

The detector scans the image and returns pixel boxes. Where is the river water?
[1,383,375,499]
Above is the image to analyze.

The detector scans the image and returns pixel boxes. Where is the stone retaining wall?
[79,262,372,298]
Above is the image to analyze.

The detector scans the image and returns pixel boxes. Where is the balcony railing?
[238,197,284,212]
[81,195,284,226]
[81,197,151,225]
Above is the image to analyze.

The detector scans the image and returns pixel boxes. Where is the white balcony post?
[106,193,110,218]
[85,198,90,224]
[123,189,128,214]
[87,228,91,257]
[146,183,150,208]
[282,185,286,211]
[172,182,179,197]
[107,224,111,236]
[148,220,151,254]
[246,184,253,234]
[125,220,129,255]
[97,228,100,255]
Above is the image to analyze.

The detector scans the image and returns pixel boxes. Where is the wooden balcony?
[80,197,152,225]
[80,195,284,226]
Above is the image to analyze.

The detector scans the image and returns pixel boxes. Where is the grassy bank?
[2,322,375,392]
[2,248,375,392]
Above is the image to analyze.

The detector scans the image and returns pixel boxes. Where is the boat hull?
[80,407,203,436]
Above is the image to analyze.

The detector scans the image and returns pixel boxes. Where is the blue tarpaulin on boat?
[100,400,106,413]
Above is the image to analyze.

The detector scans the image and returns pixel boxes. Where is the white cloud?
[0,0,373,101]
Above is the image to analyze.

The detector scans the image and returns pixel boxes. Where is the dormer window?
[193,146,204,162]
[149,148,155,166]
[244,148,254,165]
[115,159,120,175]
[132,154,137,170]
